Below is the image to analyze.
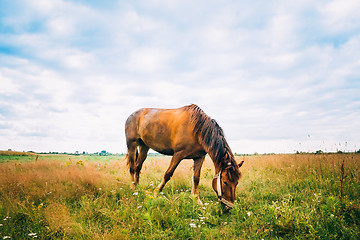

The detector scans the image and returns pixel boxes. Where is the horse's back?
[138,107,191,141]
[126,106,189,130]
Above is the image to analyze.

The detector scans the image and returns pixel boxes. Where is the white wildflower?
[133,192,138,196]
[247,212,251,217]
[3,236,11,239]
[28,233,38,238]
[189,223,197,228]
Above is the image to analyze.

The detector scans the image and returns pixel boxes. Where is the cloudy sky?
[1,0,359,154]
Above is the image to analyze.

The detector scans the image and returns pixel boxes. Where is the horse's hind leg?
[192,155,205,205]
[134,142,149,185]
[126,139,138,188]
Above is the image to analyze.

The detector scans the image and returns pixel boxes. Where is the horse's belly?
[152,148,174,156]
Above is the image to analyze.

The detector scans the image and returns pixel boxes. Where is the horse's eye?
[223,181,228,186]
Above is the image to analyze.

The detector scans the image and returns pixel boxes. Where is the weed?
[339,158,349,200]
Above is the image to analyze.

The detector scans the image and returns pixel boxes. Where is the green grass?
[0,153,359,239]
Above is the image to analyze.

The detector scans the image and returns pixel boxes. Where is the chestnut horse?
[125,104,244,210]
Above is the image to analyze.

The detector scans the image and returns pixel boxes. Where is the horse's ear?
[238,161,244,168]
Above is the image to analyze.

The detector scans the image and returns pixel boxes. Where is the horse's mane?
[185,104,240,181]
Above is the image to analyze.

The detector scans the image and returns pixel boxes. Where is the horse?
[125,104,244,211]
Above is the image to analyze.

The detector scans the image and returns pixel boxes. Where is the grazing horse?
[125,104,244,210]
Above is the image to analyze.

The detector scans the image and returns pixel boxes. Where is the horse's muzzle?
[218,197,234,212]
[220,203,233,213]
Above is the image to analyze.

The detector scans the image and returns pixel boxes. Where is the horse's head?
[212,160,244,211]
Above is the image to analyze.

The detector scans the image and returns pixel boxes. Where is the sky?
[0,0,359,154]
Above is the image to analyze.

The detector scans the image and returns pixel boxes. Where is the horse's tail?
[124,153,129,166]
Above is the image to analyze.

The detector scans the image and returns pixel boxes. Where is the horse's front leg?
[156,152,184,192]
[192,155,205,205]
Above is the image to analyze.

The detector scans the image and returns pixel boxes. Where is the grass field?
[0,152,359,239]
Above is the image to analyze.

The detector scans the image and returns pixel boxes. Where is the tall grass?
[0,154,359,239]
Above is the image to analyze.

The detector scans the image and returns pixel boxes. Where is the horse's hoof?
[191,195,203,206]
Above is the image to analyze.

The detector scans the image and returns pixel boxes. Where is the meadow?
[0,152,359,239]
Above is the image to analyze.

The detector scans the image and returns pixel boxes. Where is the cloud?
[320,0,360,34]
[0,0,359,154]
[126,47,174,73]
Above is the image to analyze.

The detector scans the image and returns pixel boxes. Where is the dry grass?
[0,160,121,209]
[238,153,360,179]
[44,202,78,236]
[0,150,37,156]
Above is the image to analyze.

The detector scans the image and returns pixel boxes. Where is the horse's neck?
[209,148,232,174]
[211,158,222,174]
